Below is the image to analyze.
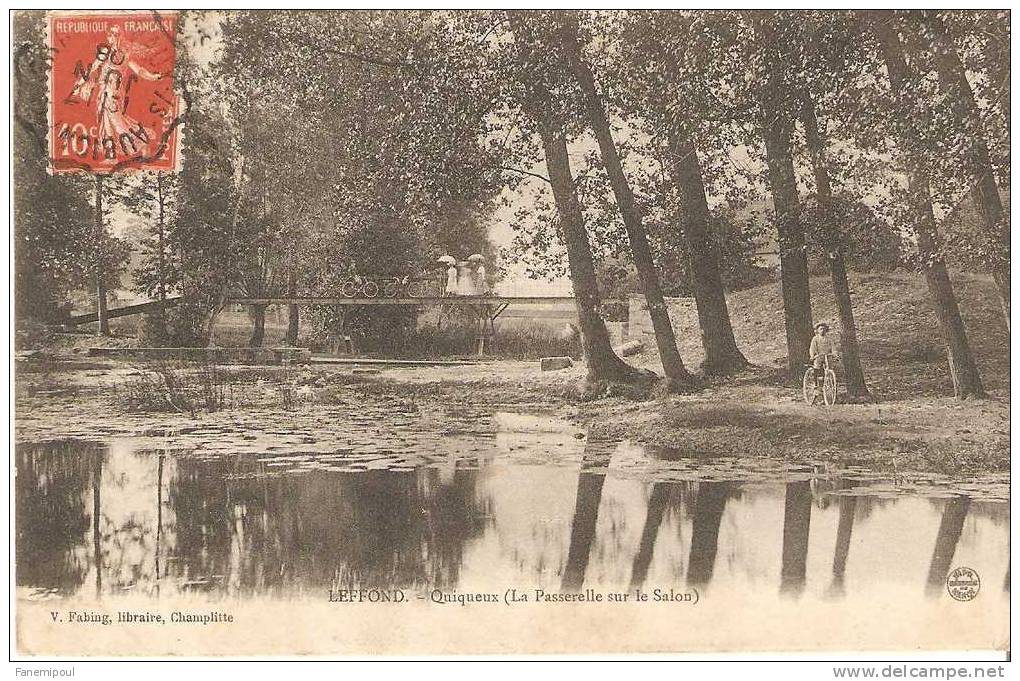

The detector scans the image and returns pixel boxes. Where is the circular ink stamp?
[946,566,980,601]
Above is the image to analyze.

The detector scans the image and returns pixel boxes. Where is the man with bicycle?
[809,322,836,404]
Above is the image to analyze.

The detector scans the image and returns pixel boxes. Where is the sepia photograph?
[10,7,1011,663]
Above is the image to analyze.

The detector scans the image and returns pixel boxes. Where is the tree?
[13,11,111,326]
[112,171,179,339]
[909,11,1010,330]
[216,11,505,351]
[868,11,985,398]
[505,11,648,389]
[783,12,877,400]
[800,92,872,401]
[170,99,248,346]
[754,13,815,381]
[555,12,698,392]
[617,10,750,374]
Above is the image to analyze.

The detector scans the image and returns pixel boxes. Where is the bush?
[117,360,229,414]
[138,299,211,347]
[14,318,56,351]
[354,321,581,360]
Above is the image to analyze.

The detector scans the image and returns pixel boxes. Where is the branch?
[499,166,551,184]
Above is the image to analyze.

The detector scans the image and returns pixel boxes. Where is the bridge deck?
[227,296,590,305]
[68,296,182,325]
[67,295,624,327]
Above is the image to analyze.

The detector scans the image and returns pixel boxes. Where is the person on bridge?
[476,263,487,294]
[445,264,458,296]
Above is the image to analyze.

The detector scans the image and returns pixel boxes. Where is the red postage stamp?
[47,11,180,174]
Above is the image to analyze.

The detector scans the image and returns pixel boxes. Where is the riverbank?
[15,271,1010,475]
[14,351,1010,476]
[317,360,1012,474]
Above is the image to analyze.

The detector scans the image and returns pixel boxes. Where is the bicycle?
[802,355,838,406]
[340,278,379,298]
[379,276,434,298]
[340,275,436,298]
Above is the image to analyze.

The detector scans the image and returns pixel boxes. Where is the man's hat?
[815,322,830,331]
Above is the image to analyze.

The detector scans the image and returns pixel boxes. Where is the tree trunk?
[915,227,986,398]
[756,19,813,382]
[871,13,986,399]
[155,172,168,338]
[667,129,749,374]
[558,14,698,393]
[541,129,641,387]
[286,269,299,345]
[93,174,110,336]
[249,304,267,348]
[800,93,871,400]
[762,122,813,381]
[156,172,167,304]
[917,11,1010,331]
[507,13,644,389]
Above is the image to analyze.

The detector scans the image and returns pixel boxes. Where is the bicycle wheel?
[340,280,358,298]
[406,280,425,298]
[802,367,815,405]
[382,281,398,298]
[823,370,838,406]
[362,281,379,298]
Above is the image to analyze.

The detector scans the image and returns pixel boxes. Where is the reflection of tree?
[828,495,856,598]
[822,479,860,599]
[629,483,671,589]
[925,496,970,595]
[165,457,234,591]
[686,482,731,588]
[423,468,490,588]
[166,456,489,595]
[15,442,102,594]
[561,444,611,592]
[780,481,812,597]
[154,454,164,593]
[92,454,102,597]
[91,449,168,596]
[968,500,1009,528]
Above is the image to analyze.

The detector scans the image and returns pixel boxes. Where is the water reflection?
[827,484,856,598]
[780,481,812,597]
[629,483,672,589]
[925,496,972,595]
[686,482,731,589]
[15,438,1010,605]
[562,445,610,592]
